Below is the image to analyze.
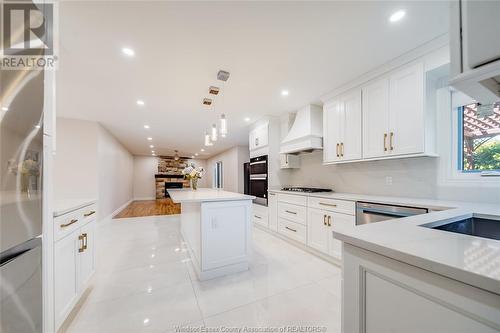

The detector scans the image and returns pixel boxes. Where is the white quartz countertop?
[269,189,500,295]
[53,198,97,217]
[168,188,255,203]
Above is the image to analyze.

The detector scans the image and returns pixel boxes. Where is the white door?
[340,89,362,161]
[323,99,342,163]
[307,208,329,254]
[54,230,79,328]
[328,212,355,259]
[389,62,425,156]
[362,78,389,159]
[79,220,95,289]
[268,192,278,232]
[249,129,256,151]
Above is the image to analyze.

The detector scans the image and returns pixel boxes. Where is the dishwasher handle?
[359,207,413,218]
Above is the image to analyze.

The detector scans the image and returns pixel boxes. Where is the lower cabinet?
[54,218,95,329]
[307,208,355,259]
[252,204,269,228]
[268,192,278,231]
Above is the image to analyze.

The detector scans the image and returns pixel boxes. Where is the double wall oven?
[249,155,268,206]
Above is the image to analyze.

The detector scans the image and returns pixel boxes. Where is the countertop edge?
[53,199,97,217]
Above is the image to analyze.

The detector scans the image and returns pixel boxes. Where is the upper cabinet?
[324,61,436,164]
[323,88,362,163]
[249,122,269,152]
[363,62,425,159]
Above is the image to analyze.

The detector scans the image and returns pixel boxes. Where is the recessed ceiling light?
[389,10,406,22]
[191,155,195,159]
[1,106,8,111]
[151,150,155,154]
[147,137,153,141]
[244,117,250,122]
[144,125,150,129]
[122,47,135,57]
[136,100,145,106]
[281,90,289,96]
[195,153,199,156]
[200,148,205,152]
[152,153,156,156]
[149,145,154,148]
[34,125,41,129]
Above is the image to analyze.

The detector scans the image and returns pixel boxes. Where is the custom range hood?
[280,104,323,154]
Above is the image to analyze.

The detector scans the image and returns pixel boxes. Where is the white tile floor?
[66,215,342,333]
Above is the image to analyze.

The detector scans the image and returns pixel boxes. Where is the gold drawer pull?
[60,219,78,228]
[389,132,394,151]
[254,215,262,219]
[323,215,327,226]
[384,133,388,151]
[319,202,337,208]
[328,216,332,227]
[336,143,340,157]
[285,226,297,233]
[78,234,84,252]
[340,142,344,157]
[285,210,297,215]
[84,210,96,217]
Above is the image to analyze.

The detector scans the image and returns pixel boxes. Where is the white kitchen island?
[168,188,255,281]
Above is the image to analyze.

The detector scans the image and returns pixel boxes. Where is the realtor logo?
[1,1,57,69]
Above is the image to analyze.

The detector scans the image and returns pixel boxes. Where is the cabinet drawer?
[54,204,97,242]
[253,213,268,227]
[278,218,306,244]
[277,193,307,206]
[308,197,355,215]
[278,202,307,225]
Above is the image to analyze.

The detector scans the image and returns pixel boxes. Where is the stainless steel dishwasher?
[356,202,428,225]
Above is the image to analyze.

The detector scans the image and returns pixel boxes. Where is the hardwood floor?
[113,198,181,218]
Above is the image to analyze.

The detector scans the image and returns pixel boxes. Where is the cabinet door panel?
[268,193,278,232]
[323,100,342,163]
[362,78,389,159]
[54,232,79,329]
[307,208,329,254]
[341,89,362,161]
[328,213,355,259]
[79,220,95,289]
[389,62,424,156]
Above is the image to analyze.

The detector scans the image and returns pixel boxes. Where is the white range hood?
[280,104,323,154]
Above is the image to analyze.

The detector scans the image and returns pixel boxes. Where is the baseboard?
[100,199,133,224]
[133,196,155,201]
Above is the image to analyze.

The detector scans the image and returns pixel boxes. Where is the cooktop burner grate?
[281,187,333,193]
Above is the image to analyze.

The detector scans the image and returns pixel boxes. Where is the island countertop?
[168,188,255,203]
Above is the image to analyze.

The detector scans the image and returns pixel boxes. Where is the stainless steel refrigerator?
[0,66,45,332]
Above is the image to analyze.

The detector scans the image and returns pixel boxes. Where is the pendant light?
[220,114,227,138]
[204,131,212,146]
[174,150,180,161]
[211,124,218,141]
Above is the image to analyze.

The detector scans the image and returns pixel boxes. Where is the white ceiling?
[57,1,449,159]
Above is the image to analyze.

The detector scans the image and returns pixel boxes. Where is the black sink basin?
[430,217,500,241]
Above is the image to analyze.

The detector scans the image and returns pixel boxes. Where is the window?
[213,161,223,188]
[458,102,500,172]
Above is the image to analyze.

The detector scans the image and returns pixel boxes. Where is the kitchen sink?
[426,216,500,241]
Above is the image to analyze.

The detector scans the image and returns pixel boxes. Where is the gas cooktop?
[281,187,333,193]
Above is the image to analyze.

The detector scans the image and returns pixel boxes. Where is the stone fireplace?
[155,157,190,199]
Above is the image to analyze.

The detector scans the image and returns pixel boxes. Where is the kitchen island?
[168,188,255,280]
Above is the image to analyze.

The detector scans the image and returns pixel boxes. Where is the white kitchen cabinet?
[343,243,500,333]
[249,123,269,152]
[252,203,269,228]
[54,229,79,329]
[323,88,362,163]
[362,62,425,159]
[53,204,97,330]
[268,192,278,231]
[328,212,355,259]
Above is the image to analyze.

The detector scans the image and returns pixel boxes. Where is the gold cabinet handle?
[82,233,88,250]
[323,214,327,226]
[78,234,85,252]
[285,210,297,215]
[327,216,332,227]
[285,226,297,233]
[254,215,262,219]
[336,143,340,157]
[390,132,394,151]
[319,202,337,208]
[60,219,78,228]
[84,210,96,217]
[341,142,344,157]
[384,133,388,151]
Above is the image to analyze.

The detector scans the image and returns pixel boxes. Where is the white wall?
[132,156,208,198]
[206,146,249,193]
[54,118,134,219]
[97,125,134,218]
[53,118,99,200]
